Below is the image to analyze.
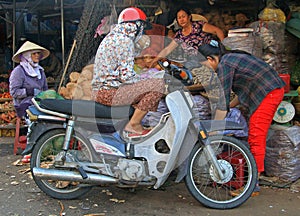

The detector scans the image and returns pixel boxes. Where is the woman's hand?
[26,88,35,96]
[149,57,160,68]
[230,95,240,108]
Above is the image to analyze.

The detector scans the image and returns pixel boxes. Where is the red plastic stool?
[218,151,245,189]
[13,117,27,155]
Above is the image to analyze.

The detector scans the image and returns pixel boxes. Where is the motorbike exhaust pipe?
[32,167,118,184]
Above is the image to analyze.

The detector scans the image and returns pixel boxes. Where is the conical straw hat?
[12,41,50,63]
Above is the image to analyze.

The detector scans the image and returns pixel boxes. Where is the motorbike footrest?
[78,166,88,179]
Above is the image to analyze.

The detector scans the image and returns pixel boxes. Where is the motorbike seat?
[39,99,134,119]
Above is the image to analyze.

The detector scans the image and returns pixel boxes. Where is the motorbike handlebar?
[157,60,194,86]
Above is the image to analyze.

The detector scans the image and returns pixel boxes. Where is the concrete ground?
[0,137,300,216]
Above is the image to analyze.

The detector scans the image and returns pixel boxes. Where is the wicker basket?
[293,101,300,116]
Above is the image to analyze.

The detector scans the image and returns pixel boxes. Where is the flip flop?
[123,129,151,138]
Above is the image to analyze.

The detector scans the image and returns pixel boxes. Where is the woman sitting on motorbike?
[91,7,165,138]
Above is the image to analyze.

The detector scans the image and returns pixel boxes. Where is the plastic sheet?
[142,96,248,138]
[142,95,211,127]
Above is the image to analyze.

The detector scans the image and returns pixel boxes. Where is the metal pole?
[12,0,16,69]
[61,0,65,70]
[58,40,76,92]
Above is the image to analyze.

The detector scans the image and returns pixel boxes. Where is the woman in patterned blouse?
[151,7,224,69]
[91,7,165,138]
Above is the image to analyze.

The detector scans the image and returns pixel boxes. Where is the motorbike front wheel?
[30,129,93,199]
[185,135,257,209]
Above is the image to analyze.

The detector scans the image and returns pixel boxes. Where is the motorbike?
[24,60,257,209]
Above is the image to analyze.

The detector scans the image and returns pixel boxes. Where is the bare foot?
[124,123,144,133]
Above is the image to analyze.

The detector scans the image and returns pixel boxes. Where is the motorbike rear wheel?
[185,135,257,209]
[30,129,93,199]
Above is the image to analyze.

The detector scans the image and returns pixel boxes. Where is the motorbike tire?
[185,135,258,209]
[30,129,93,199]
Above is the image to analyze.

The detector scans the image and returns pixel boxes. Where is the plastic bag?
[36,89,64,100]
[94,4,117,38]
[223,108,248,137]
[142,95,212,127]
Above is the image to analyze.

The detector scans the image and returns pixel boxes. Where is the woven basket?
[293,101,300,116]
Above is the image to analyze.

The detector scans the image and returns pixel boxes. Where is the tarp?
[286,12,300,39]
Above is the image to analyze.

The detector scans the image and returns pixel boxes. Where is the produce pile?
[0,92,12,99]
[0,81,9,94]
[0,82,16,126]
[0,105,16,125]
[59,64,93,100]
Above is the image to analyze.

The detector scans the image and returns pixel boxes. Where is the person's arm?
[9,67,27,99]
[213,57,233,120]
[230,95,240,108]
[150,40,178,67]
[214,109,227,120]
[41,71,48,91]
[202,23,225,41]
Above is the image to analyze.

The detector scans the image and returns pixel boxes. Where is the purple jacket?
[9,65,48,117]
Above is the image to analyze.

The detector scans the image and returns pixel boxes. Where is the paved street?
[0,137,300,216]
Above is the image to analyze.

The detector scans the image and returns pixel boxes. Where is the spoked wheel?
[30,129,94,199]
[185,135,257,209]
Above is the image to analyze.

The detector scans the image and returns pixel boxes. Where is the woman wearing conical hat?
[9,41,50,117]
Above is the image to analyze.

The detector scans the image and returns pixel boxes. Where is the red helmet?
[118,7,147,24]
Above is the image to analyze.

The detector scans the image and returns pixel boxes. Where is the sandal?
[123,129,151,138]
[21,154,31,163]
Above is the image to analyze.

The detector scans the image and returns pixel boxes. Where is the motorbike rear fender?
[23,122,65,155]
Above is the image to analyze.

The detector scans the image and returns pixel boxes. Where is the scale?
[273,90,298,125]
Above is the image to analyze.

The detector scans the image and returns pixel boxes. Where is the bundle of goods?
[249,21,286,71]
[188,65,237,106]
[222,28,263,58]
[265,126,300,182]
[190,66,225,102]
[59,64,93,100]
[203,10,251,34]
[248,2,288,72]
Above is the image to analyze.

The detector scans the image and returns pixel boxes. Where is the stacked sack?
[248,3,287,72]
[265,126,300,182]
